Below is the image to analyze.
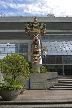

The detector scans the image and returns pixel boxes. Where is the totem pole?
[25,17,46,73]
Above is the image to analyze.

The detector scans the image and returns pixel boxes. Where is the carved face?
[34,36,38,40]
[34,17,38,23]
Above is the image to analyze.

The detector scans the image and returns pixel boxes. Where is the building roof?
[0,16,72,22]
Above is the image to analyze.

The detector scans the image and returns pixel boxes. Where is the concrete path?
[0,90,72,108]
[0,90,72,103]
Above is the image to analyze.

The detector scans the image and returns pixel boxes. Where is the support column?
[32,63,40,73]
[28,42,31,62]
[18,43,20,53]
[62,56,65,75]
[63,65,65,75]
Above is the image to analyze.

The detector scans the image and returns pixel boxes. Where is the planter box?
[30,72,58,90]
[0,90,21,101]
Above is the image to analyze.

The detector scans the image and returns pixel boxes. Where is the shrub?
[40,65,48,73]
[0,54,30,88]
[28,61,48,73]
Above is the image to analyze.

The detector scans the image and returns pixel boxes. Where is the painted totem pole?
[25,17,46,72]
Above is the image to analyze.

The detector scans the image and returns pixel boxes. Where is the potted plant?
[0,54,30,101]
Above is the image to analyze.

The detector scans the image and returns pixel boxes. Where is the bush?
[0,54,30,90]
[0,54,30,80]
[28,61,48,73]
[0,84,23,90]
[40,66,48,73]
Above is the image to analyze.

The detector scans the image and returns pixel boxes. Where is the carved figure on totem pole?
[25,23,31,36]
[31,33,41,64]
[25,17,46,37]
[32,17,40,33]
[40,23,46,36]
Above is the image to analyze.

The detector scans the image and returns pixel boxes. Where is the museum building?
[0,16,72,75]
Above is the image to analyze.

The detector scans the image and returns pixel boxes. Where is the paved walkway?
[0,90,72,103]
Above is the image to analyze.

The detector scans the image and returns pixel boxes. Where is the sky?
[0,0,72,17]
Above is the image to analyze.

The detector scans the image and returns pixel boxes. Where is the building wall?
[0,17,72,75]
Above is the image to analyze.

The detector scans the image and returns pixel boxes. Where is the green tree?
[0,54,30,85]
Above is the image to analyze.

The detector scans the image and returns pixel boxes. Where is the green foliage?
[30,69,38,73]
[28,61,32,69]
[3,77,23,86]
[28,62,48,73]
[0,54,30,80]
[40,66,48,73]
[0,54,30,90]
[0,84,23,90]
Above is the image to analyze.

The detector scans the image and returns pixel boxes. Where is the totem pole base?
[32,63,40,73]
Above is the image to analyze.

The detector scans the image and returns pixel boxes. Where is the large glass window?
[0,54,8,60]
[55,56,62,64]
[19,43,28,53]
[0,44,18,54]
[63,56,72,64]
[42,41,72,55]
[42,55,72,64]
[46,56,55,64]
[0,43,18,59]
[64,65,72,75]
[19,43,28,61]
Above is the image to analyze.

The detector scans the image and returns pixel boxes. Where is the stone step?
[59,75,72,79]
[58,78,72,81]
[58,79,72,81]
[50,88,72,90]
[1,101,72,108]
[1,104,72,108]
[58,81,72,83]
[0,100,72,104]
[57,83,72,86]
[53,85,72,88]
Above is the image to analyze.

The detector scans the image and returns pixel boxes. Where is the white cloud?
[1,0,72,16]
